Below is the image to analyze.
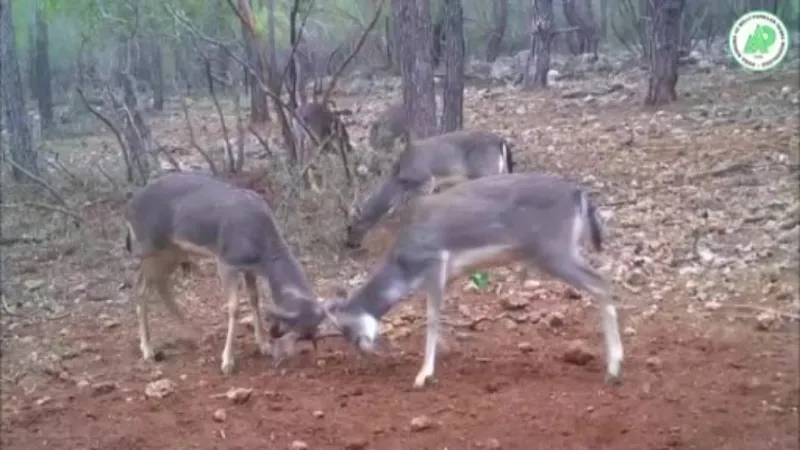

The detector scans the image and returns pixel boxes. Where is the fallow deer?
[124,172,326,375]
[367,103,408,152]
[345,129,514,249]
[322,172,623,388]
[292,102,354,191]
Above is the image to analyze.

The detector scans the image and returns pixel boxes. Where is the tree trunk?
[563,0,599,57]
[441,0,464,133]
[639,0,651,60]
[34,7,53,130]
[644,0,685,106]
[485,0,508,62]
[240,0,269,123]
[526,0,554,89]
[151,40,164,111]
[1,0,39,181]
[394,0,438,140]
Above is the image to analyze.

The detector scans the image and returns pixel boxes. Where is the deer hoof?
[220,358,237,376]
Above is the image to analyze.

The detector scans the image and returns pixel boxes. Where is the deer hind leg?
[414,253,449,389]
[243,272,271,356]
[530,249,623,383]
[218,261,241,375]
[134,261,156,362]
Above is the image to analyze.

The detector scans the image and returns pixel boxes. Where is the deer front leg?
[134,268,156,362]
[414,258,448,389]
[219,263,240,375]
[243,272,271,356]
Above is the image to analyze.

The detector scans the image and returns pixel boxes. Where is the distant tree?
[441,0,464,133]
[393,0,437,140]
[525,0,554,89]
[34,5,53,130]
[485,0,508,62]
[645,0,685,106]
[1,0,39,181]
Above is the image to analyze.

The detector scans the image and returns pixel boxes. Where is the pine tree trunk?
[441,0,464,132]
[645,0,685,106]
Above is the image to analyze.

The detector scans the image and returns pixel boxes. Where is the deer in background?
[292,101,355,192]
[124,172,326,375]
[344,129,514,249]
[367,103,408,152]
[322,172,623,388]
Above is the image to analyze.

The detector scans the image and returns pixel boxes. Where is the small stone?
[623,326,637,336]
[517,342,534,353]
[239,315,255,331]
[35,396,52,406]
[645,356,662,371]
[755,311,778,331]
[486,438,502,449]
[704,300,721,311]
[104,320,121,330]
[289,440,309,450]
[547,311,565,328]
[312,410,324,419]
[563,340,595,366]
[212,408,227,422]
[226,387,253,404]
[344,437,369,450]
[500,296,529,311]
[76,379,90,389]
[91,381,118,396]
[409,415,434,432]
[522,279,541,289]
[145,378,176,399]
[24,279,46,291]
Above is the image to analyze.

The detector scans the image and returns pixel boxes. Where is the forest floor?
[1,65,798,450]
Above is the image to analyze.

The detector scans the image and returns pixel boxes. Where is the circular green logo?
[728,11,790,71]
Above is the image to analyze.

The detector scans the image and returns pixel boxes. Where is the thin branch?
[204,60,234,173]
[1,158,67,206]
[76,86,133,181]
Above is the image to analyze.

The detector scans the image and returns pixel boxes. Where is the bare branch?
[204,60,235,173]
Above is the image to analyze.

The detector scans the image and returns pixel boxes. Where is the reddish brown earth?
[2,276,797,450]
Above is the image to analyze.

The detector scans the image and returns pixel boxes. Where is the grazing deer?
[345,130,514,249]
[322,172,623,388]
[124,172,326,375]
[292,102,354,191]
[367,103,408,151]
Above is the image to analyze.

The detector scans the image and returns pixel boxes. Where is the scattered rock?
[645,356,662,371]
[547,311,565,328]
[517,342,534,353]
[704,300,722,311]
[145,378,176,399]
[623,326,637,336]
[24,279,46,292]
[212,408,227,422]
[344,437,369,450]
[35,396,52,406]
[755,311,778,331]
[409,415,434,432]
[289,440,309,450]
[563,340,595,366]
[104,320,121,330]
[226,387,253,404]
[76,379,90,389]
[91,381,118,397]
[486,438,502,449]
[312,410,324,419]
[500,296,529,311]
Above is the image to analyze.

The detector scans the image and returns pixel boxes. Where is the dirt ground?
[2,67,798,450]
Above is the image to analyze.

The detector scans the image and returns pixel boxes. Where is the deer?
[124,171,327,375]
[321,172,623,388]
[367,103,408,152]
[292,101,354,192]
[344,129,514,249]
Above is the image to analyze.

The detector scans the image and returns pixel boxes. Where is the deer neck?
[345,258,415,320]
[258,242,314,308]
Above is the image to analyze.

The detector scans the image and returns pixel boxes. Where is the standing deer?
[292,102,354,191]
[345,129,514,249]
[124,172,326,375]
[322,172,623,388]
[367,103,408,152]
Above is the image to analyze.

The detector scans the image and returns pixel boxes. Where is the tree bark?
[1,0,39,181]
[562,0,599,57]
[151,40,164,111]
[240,0,269,123]
[34,7,53,130]
[644,0,685,106]
[525,0,554,89]
[441,0,464,133]
[394,0,438,140]
[485,0,508,62]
